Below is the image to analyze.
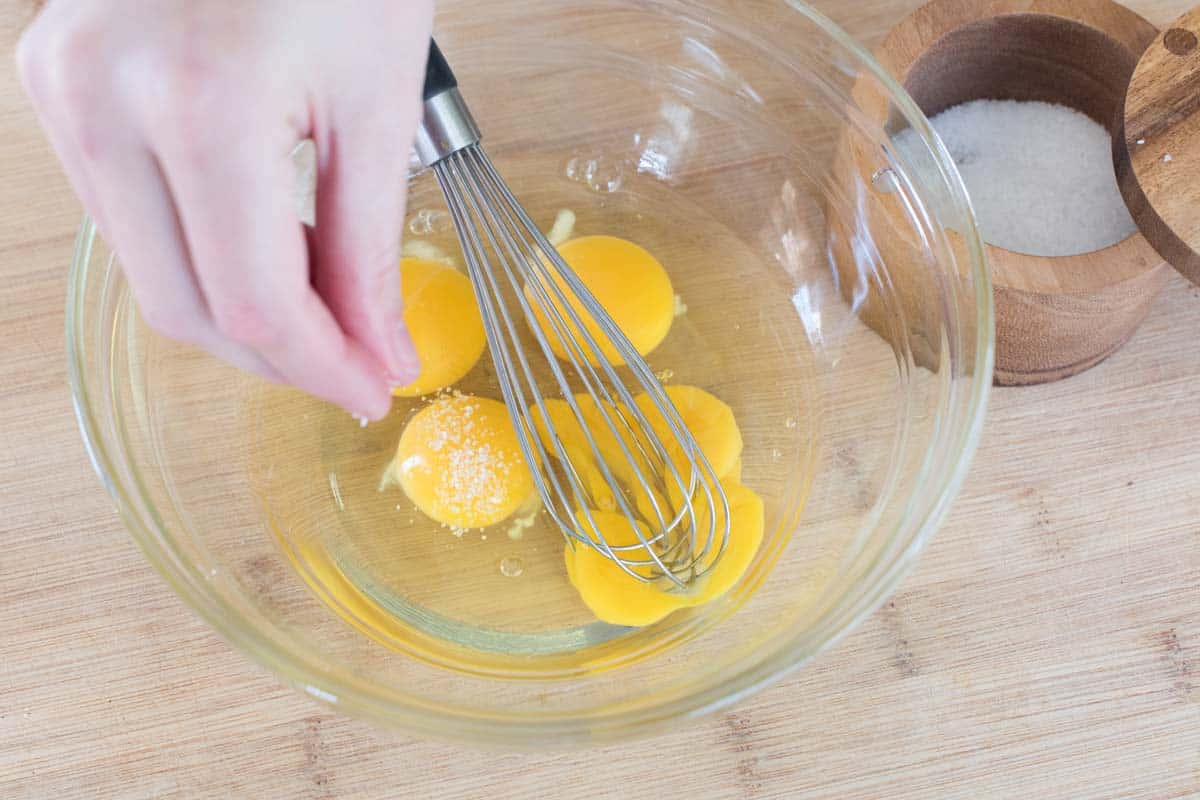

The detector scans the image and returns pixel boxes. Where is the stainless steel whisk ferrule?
[413,41,480,167]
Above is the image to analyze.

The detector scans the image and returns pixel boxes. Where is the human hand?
[17,1,434,420]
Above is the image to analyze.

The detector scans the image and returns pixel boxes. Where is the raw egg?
[526,235,674,366]
[533,386,743,513]
[392,257,486,397]
[393,395,535,529]
[679,482,764,607]
[565,481,764,626]
[564,511,689,627]
[634,385,743,482]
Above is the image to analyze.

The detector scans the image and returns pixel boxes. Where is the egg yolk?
[533,387,743,513]
[529,385,758,626]
[565,511,692,627]
[381,229,760,626]
[634,385,743,483]
[392,257,486,398]
[393,395,535,529]
[679,482,765,606]
[529,397,618,512]
[525,235,675,366]
[565,482,765,627]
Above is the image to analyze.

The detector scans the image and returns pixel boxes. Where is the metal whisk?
[415,42,729,588]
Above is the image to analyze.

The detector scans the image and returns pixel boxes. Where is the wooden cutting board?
[2,1,1199,798]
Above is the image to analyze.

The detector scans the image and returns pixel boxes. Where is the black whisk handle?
[423,39,458,101]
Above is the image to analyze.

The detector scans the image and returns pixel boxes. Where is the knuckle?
[61,93,113,162]
[159,52,220,109]
[327,248,402,297]
[14,26,46,98]
[147,56,240,165]
[20,17,119,160]
[18,17,79,98]
[139,305,202,345]
[55,19,98,63]
[155,39,245,117]
[60,94,111,161]
[211,297,283,348]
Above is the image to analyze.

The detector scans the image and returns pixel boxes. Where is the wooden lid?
[1118,6,1200,286]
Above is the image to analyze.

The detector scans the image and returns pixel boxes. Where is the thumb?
[308,111,422,387]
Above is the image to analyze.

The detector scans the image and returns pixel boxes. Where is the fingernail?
[359,394,392,423]
[389,322,421,384]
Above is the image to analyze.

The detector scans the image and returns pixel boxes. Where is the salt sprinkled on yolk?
[394,395,535,530]
[392,257,486,398]
[526,235,674,367]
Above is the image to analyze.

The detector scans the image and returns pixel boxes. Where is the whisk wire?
[447,150,687,582]
[438,152,653,577]
[434,141,730,587]
[465,150,707,536]
[436,156,598,530]
[458,151,691,550]
[462,150,706,567]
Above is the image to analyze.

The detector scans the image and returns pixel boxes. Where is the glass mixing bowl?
[67,0,991,744]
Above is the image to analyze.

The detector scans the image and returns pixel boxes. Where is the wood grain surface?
[2,1,1200,798]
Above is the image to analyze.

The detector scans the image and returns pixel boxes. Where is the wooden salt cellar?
[841,0,1179,385]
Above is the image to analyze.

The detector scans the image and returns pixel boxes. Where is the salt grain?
[893,99,1137,256]
[418,397,521,525]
